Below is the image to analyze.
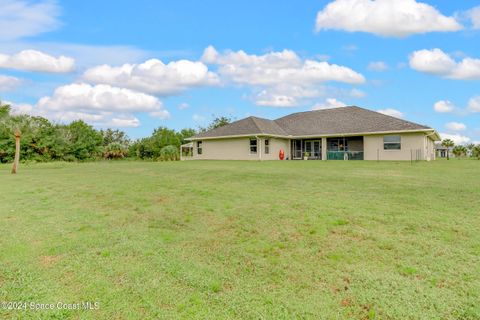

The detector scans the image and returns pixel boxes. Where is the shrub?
[103,142,128,159]
[159,145,179,161]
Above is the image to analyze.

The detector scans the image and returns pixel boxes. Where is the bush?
[103,142,128,159]
[158,145,179,161]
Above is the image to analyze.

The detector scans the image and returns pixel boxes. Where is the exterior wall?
[192,137,290,160]
[364,132,432,161]
[258,137,290,160]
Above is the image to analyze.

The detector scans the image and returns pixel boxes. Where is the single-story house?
[182,106,440,161]
[435,144,454,159]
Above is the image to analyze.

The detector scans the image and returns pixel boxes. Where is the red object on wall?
[279,149,285,160]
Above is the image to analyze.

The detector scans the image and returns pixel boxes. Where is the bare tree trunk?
[11,129,21,174]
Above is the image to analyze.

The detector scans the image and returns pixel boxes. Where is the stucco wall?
[192,137,290,160]
[364,133,432,161]
[258,137,290,160]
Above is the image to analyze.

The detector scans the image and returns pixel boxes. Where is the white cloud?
[409,48,480,80]
[0,0,60,41]
[0,74,21,91]
[178,102,190,110]
[9,83,170,128]
[377,108,404,118]
[445,122,466,131]
[315,0,462,38]
[0,50,75,73]
[350,88,366,98]
[439,132,471,145]
[466,6,480,29]
[255,91,298,107]
[0,41,152,68]
[368,61,388,72]
[204,46,365,86]
[312,98,346,110]
[83,58,218,96]
[203,46,364,107]
[468,96,480,113]
[434,100,455,113]
[106,117,141,128]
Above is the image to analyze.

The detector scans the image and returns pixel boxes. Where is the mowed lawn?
[0,160,479,319]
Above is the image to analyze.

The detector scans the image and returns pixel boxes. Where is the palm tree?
[441,139,455,160]
[1,101,26,174]
[452,145,467,158]
[466,143,475,158]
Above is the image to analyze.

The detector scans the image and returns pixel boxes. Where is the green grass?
[0,160,479,319]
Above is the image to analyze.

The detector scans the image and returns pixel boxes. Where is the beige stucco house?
[182,106,440,161]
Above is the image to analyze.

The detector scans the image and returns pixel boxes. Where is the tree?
[200,115,232,132]
[472,145,480,159]
[452,145,467,158]
[100,128,130,146]
[179,128,196,144]
[441,139,455,160]
[64,120,103,160]
[466,143,475,157]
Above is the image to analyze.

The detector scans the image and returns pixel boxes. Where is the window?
[250,138,257,154]
[264,139,270,154]
[384,135,401,150]
[197,141,203,155]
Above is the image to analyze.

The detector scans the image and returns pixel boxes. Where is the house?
[182,106,440,161]
[435,144,454,158]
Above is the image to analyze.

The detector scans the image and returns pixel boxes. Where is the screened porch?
[291,136,364,160]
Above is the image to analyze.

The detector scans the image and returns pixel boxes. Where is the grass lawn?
[0,160,479,319]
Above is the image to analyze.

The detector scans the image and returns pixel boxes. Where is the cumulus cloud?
[9,83,170,128]
[367,61,388,72]
[315,0,462,38]
[0,50,75,73]
[434,100,455,113]
[468,96,480,113]
[0,75,22,91]
[445,122,466,131]
[409,48,480,80]
[439,132,471,145]
[203,46,365,86]
[203,46,364,107]
[466,6,480,29]
[312,98,346,110]
[377,108,404,118]
[0,0,60,41]
[83,58,218,96]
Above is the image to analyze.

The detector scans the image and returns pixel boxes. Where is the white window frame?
[264,139,270,154]
[383,135,401,150]
[197,141,203,155]
[250,138,258,154]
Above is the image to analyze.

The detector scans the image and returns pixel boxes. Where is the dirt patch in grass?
[39,255,60,267]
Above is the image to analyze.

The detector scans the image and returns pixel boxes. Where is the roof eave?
[186,128,437,141]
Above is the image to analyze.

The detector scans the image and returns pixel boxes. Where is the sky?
[0,0,479,143]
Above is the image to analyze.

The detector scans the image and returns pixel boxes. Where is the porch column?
[321,137,327,160]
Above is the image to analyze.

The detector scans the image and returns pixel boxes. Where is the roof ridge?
[274,105,359,121]
[249,116,264,133]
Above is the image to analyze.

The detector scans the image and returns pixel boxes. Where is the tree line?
[0,101,231,163]
[441,138,480,160]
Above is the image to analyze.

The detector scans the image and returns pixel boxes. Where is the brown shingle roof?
[191,106,433,139]
[275,106,431,136]
[192,116,288,139]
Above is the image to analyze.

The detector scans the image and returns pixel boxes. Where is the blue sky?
[0,0,479,143]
